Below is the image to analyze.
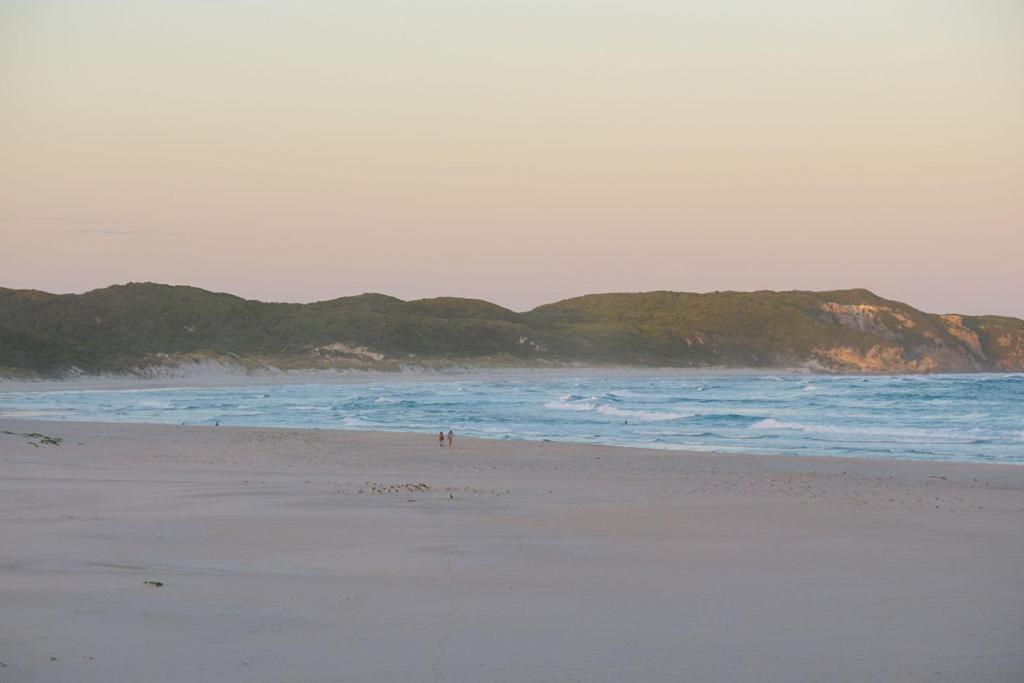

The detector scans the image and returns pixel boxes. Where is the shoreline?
[6,416,1024,468]
[7,416,1024,471]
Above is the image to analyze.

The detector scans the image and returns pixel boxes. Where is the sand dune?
[1,420,1022,682]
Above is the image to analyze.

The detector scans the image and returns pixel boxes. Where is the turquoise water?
[2,374,1022,464]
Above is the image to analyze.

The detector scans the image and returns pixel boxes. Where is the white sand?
[1,420,1022,682]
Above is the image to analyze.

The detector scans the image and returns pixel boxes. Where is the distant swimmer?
[447,430,454,447]
[439,431,445,447]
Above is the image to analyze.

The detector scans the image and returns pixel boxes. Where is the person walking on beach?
[438,431,445,448]
[447,430,454,447]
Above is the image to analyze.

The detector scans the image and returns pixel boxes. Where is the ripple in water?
[1,373,1021,464]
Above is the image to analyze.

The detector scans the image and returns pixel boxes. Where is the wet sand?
[1,420,1022,682]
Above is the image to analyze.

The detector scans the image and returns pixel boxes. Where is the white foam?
[544,394,598,411]
[339,416,375,428]
[750,418,988,443]
[596,405,692,422]
[544,400,596,411]
[136,399,174,409]
[752,418,805,431]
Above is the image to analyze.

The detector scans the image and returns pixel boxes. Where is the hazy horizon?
[2,1,1022,316]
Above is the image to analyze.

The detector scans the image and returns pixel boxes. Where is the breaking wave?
[595,405,692,422]
[1,373,1020,464]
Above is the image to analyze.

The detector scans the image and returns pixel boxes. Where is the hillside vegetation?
[1,283,1022,376]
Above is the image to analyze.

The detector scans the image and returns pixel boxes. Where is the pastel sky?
[2,1,1022,315]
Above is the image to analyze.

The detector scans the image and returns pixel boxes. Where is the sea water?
[1,373,1021,464]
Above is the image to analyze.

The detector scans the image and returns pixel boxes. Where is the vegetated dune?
[1,283,1022,377]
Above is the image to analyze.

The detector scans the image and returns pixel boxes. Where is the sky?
[1,0,1022,315]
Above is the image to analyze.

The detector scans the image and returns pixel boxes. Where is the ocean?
[2,373,1022,464]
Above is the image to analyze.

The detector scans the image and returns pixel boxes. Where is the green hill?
[1,283,1022,376]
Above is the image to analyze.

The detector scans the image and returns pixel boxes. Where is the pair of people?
[438,430,453,447]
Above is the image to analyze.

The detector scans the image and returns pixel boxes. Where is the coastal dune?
[1,420,1023,682]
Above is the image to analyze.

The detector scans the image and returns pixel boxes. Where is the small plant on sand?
[1,430,63,447]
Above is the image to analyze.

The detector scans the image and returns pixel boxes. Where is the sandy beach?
[1,420,1022,682]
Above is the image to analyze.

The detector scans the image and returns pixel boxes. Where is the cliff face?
[969,315,1024,370]
[806,303,1004,373]
[809,310,1024,373]
[1,284,1021,376]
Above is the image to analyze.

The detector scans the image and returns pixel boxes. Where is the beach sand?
[1,420,1022,682]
